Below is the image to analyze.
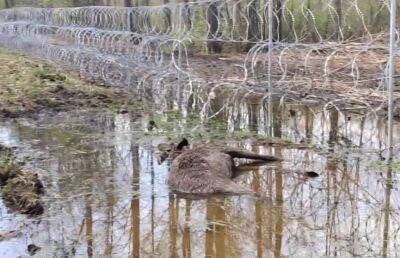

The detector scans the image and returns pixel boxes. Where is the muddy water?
[0,104,399,257]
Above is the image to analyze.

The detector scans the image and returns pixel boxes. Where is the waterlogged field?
[0,105,398,257]
[0,1,398,257]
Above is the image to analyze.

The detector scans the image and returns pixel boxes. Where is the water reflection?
[0,102,398,257]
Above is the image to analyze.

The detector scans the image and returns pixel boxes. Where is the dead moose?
[159,138,280,195]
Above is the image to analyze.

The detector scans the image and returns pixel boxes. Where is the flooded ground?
[0,103,399,257]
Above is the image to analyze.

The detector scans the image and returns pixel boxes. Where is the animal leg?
[223,148,280,162]
[232,160,270,178]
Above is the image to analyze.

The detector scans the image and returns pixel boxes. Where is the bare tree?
[335,0,342,27]
[163,1,172,33]
[274,0,284,41]
[124,0,132,7]
[335,0,342,39]
[182,0,192,31]
[247,0,261,50]
[329,109,339,144]
[92,0,104,6]
[5,0,14,8]
[273,103,282,137]
[207,2,222,53]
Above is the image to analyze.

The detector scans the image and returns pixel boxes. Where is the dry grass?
[2,173,44,216]
[186,41,398,113]
[0,145,44,216]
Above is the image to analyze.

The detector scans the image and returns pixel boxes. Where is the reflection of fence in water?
[42,110,399,257]
[4,102,398,256]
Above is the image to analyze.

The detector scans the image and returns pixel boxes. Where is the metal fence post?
[267,0,273,136]
[388,0,397,159]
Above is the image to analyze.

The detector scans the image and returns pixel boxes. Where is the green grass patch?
[0,47,142,118]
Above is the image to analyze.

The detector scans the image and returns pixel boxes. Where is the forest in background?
[0,0,396,44]
[2,0,155,8]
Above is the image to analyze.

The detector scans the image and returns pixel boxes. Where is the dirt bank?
[0,47,143,119]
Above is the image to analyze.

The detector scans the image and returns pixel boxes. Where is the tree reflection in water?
[0,101,398,257]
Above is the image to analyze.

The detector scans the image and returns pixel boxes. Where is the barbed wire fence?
[0,0,397,145]
[0,2,398,255]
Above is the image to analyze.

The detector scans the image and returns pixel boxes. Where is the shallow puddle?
[0,104,399,257]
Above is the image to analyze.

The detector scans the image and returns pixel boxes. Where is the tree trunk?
[274,0,283,41]
[163,0,172,33]
[207,2,222,53]
[124,0,132,7]
[125,0,133,32]
[182,0,192,31]
[328,109,339,144]
[5,0,14,8]
[246,0,260,50]
[272,103,282,137]
[335,0,342,39]
[92,0,104,6]
[335,0,342,27]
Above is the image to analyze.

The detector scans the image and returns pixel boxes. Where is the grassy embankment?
[0,47,140,118]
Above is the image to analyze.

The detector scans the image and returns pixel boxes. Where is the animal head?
[157,138,189,164]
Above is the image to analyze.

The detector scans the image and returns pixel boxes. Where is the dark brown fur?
[166,140,279,195]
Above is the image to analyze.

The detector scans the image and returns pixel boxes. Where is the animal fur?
[165,139,279,195]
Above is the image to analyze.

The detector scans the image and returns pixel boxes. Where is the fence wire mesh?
[0,1,397,119]
[0,2,399,257]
